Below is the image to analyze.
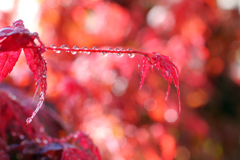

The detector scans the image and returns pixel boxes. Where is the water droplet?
[50,44,56,49]
[138,64,141,68]
[32,32,38,37]
[82,47,90,54]
[108,47,113,51]
[101,52,108,57]
[51,45,60,53]
[26,117,32,124]
[40,91,44,97]
[60,44,70,52]
[72,45,79,54]
[127,48,135,58]
[117,53,124,57]
[92,46,98,50]
[114,48,123,57]
[128,53,135,58]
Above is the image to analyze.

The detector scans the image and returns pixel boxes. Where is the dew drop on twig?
[101,52,108,57]
[93,46,99,54]
[117,53,123,57]
[55,50,61,53]
[26,117,32,124]
[127,48,135,58]
[60,44,70,52]
[82,47,90,54]
[92,46,98,50]
[71,45,79,54]
[115,48,123,57]
[50,44,61,53]
[50,44,57,49]
[128,53,135,58]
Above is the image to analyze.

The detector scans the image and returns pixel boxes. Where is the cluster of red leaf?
[0,19,181,125]
[0,19,47,125]
[139,53,180,112]
[0,89,101,160]
[3,0,238,159]
[0,18,181,159]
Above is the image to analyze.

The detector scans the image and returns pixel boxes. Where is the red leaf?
[0,51,21,82]
[24,48,47,125]
[139,56,151,89]
[140,53,181,113]
[0,20,34,52]
[0,19,48,124]
[61,132,101,160]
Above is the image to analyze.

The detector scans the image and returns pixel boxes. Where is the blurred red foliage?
[1,0,240,159]
[0,89,101,160]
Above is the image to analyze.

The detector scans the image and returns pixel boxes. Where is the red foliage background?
[1,0,240,159]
